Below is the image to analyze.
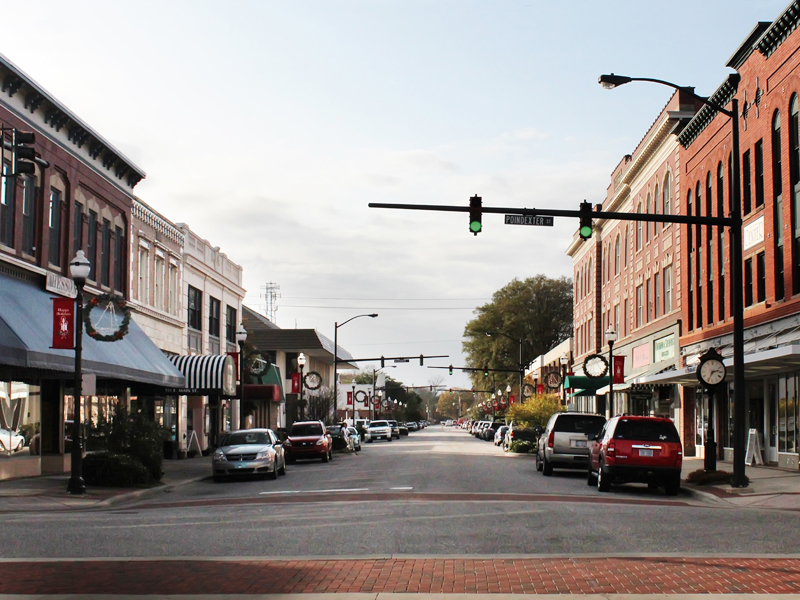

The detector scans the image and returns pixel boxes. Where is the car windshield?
[614,419,680,442]
[370,421,389,427]
[553,415,605,434]
[223,432,271,446]
[290,424,323,436]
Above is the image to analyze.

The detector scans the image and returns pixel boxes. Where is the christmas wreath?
[84,293,131,342]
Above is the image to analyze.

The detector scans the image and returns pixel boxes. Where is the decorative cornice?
[678,76,740,149]
[757,1,800,58]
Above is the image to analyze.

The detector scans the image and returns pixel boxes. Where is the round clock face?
[699,359,726,386]
[583,354,609,379]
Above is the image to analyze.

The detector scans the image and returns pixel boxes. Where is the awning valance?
[167,354,237,396]
[245,364,285,403]
[564,375,609,392]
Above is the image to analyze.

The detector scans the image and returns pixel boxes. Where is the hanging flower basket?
[84,294,131,342]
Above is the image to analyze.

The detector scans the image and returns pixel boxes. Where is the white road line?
[259,488,369,495]
[391,487,413,490]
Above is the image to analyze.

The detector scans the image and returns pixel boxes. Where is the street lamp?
[372,365,396,421]
[67,250,91,495]
[333,313,378,424]
[605,327,617,418]
[560,354,569,403]
[599,72,746,487]
[351,381,357,426]
[297,352,307,420]
[236,323,247,429]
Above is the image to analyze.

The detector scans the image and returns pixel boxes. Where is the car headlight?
[316,439,326,445]
[213,450,225,461]
[256,449,274,460]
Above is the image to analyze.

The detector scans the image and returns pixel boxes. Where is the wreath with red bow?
[84,294,131,342]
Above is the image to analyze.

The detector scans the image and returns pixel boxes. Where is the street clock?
[697,348,726,387]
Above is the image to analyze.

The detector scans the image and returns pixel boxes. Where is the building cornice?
[678,75,740,149]
[756,1,800,59]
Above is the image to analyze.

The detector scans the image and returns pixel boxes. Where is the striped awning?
[167,354,237,396]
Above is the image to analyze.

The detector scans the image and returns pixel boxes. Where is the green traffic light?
[470,221,482,233]
[579,224,593,239]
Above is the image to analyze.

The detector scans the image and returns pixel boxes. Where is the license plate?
[638,449,653,457]
[575,440,587,448]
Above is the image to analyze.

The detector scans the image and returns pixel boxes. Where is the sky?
[3,0,792,390]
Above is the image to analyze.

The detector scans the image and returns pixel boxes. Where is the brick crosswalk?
[3,556,800,595]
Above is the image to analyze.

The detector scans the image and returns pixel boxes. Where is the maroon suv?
[283,421,333,463]
[587,415,683,495]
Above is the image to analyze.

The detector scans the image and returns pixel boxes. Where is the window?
[48,189,62,265]
[226,306,237,344]
[745,258,753,307]
[718,162,726,321]
[614,234,620,274]
[743,150,752,214]
[0,162,13,247]
[168,263,179,315]
[187,286,202,331]
[636,285,643,328]
[73,203,83,256]
[101,219,110,286]
[624,226,629,266]
[87,210,97,280]
[664,265,672,314]
[757,252,766,303]
[137,246,149,302]
[114,226,124,291]
[636,202,643,250]
[755,139,765,209]
[21,175,36,255]
[654,273,660,319]
[623,299,628,336]
[208,297,221,346]
[614,304,619,334]
[154,256,164,310]
[687,190,693,252]
[663,171,672,218]
[646,193,651,242]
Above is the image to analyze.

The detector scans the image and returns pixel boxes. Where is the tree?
[462,275,572,394]
[505,393,564,429]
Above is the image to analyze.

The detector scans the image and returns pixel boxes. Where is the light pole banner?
[347,391,353,406]
[613,356,625,384]
[52,298,75,349]
[291,372,300,394]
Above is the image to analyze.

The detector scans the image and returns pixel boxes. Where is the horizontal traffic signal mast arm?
[346,354,448,363]
[428,365,521,374]
[368,202,732,228]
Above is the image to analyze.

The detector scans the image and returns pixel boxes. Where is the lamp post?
[599,72,746,487]
[297,352,307,420]
[351,381,357,426]
[605,327,617,418]
[372,365,396,422]
[236,323,247,429]
[67,250,91,495]
[560,354,569,403]
[333,313,378,424]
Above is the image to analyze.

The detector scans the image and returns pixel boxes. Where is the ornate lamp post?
[333,313,378,423]
[351,381,357,426]
[560,354,569,403]
[67,250,91,495]
[236,323,247,429]
[605,327,617,418]
[297,352,307,420]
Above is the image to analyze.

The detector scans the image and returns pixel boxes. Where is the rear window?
[613,419,680,443]
[290,423,323,436]
[553,414,605,434]
[370,421,389,427]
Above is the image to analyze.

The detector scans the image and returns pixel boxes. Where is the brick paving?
[3,557,800,594]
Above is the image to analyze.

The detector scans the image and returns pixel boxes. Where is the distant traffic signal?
[449,365,453,376]
[12,130,35,176]
[579,200,593,240]
[469,195,482,235]
[380,356,385,368]
[419,354,424,366]
[483,366,489,377]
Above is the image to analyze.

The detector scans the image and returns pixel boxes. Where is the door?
[767,378,778,463]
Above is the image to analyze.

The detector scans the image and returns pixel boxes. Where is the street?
[1,427,799,560]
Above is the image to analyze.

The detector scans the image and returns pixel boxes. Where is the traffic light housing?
[448,365,453,376]
[12,130,35,176]
[380,356,385,368]
[483,366,489,377]
[419,354,424,366]
[579,200,593,240]
[469,195,482,235]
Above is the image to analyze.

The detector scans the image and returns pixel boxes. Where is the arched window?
[653,185,659,238]
[624,226,629,266]
[576,270,580,299]
[663,171,672,218]
[588,257,592,293]
[636,202,643,250]
[646,193,651,242]
[615,234,621,275]
[687,189,693,252]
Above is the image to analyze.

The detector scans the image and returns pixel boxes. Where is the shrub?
[510,440,535,454]
[685,468,750,486]
[505,393,564,429]
[83,452,149,487]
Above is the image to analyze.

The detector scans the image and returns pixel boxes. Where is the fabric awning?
[244,364,285,403]
[0,272,185,387]
[167,354,237,396]
[564,375,609,393]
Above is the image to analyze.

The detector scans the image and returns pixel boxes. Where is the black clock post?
[696,348,726,472]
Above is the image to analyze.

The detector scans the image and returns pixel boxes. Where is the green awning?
[245,364,285,403]
[565,375,609,393]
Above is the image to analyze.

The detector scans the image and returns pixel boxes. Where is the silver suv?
[537,412,606,476]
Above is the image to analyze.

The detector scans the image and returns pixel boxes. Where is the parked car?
[212,428,286,482]
[406,421,419,432]
[367,420,393,442]
[347,426,362,451]
[588,415,683,495]
[387,419,401,439]
[503,426,541,452]
[283,421,333,463]
[494,425,509,446]
[484,422,506,442]
[398,423,409,436]
[0,428,25,453]
[536,412,606,476]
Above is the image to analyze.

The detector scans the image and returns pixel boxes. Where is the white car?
[0,428,25,452]
[367,420,393,442]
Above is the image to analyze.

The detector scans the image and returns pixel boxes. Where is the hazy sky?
[5,0,791,389]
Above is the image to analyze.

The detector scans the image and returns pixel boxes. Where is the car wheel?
[664,475,681,496]
[322,451,329,463]
[542,455,553,476]
[387,436,392,442]
[329,449,333,461]
[587,466,597,486]
[267,467,278,480]
[597,464,611,492]
[535,452,543,472]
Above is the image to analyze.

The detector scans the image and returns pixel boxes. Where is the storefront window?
[779,376,787,452]
[0,382,41,458]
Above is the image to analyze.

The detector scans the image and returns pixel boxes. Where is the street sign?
[504,215,554,226]
[394,358,409,363]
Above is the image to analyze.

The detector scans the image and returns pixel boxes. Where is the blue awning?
[0,272,185,387]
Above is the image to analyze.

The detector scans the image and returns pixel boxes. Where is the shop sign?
[52,298,75,349]
[46,272,77,298]
[654,333,675,362]
[632,343,651,369]
[743,216,764,251]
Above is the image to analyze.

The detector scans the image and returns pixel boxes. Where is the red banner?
[509,395,516,405]
[537,384,544,395]
[347,391,353,406]
[291,372,300,394]
[52,298,75,349]
[613,355,625,384]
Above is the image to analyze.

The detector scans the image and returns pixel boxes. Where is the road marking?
[259,488,368,495]
[391,487,413,490]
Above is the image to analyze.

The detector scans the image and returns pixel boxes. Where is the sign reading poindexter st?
[504,215,554,226]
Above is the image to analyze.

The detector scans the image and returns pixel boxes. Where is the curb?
[95,474,210,508]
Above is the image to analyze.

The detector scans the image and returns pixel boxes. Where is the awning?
[564,375,609,394]
[244,364,285,403]
[167,354,237,396]
[0,272,185,387]
[594,363,669,395]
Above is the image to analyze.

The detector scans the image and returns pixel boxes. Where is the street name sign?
[505,214,554,226]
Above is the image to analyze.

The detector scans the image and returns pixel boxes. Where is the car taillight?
[606,440,615,454]
[547,430,554,448]
[510,431,515,440]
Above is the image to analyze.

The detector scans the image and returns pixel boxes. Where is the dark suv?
[588,415,683,495]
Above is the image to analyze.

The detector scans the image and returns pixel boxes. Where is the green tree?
[505,393,564,429]
[463,275,572,394]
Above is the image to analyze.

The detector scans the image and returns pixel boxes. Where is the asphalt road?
[1,427,797,558]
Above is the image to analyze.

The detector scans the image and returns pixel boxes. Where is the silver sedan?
[0,428,25,453]
[212,428,286,482]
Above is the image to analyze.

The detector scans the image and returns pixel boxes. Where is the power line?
[280,305,476,310]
